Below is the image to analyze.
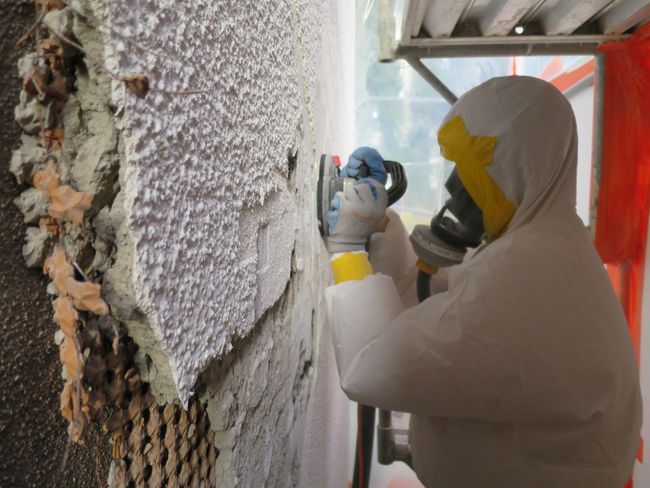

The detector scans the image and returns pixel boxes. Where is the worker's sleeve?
[368,209,449,306]
[326,255,600,423]
[327,274,404,377]
[327,275,472,417]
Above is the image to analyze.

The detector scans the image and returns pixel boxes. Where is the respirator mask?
[409,165,485,269]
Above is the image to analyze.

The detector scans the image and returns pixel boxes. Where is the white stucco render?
[104,0,345,404]
[94,0,354,484]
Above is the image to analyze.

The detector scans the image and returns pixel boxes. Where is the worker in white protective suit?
[325,76,642,488]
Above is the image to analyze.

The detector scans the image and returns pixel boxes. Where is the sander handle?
[357,160,407,207]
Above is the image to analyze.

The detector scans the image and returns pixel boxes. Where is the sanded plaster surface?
[103,0,313,404]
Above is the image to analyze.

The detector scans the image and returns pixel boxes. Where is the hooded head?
[438,76,578,241]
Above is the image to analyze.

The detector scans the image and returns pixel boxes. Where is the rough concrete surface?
[0,1,112,486]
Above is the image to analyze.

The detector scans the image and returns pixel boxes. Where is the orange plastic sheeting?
[595,24,650,364]
[596,25,650,472]
[540,55,563,81]
[549,59,595,93]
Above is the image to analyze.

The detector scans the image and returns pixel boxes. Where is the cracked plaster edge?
[87,0,181,406]
[107,87,190,407]
[111,130,181,407]
[105,170,179,405]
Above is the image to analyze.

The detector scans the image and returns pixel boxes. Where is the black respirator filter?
[409,169,485,270]
[431,169,484,249]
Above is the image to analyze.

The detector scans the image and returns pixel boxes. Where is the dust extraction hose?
[416,270,432,303]
[353,404,375,488]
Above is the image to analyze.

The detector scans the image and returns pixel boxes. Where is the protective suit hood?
[439,76,578,239]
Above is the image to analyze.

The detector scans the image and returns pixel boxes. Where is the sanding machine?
[317,154,407,237]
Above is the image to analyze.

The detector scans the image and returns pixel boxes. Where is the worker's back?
[409,210,642,487]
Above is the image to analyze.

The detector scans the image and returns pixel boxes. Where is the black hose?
[377,408,393,465]
[353,404,375,488]
[417,269,432,303]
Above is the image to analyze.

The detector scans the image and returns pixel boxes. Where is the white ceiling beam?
[396,33,629,56]
[480,0,540,36]
[405,33,627,47]
[401,0,429,41]
[598,0,650,34]
[422,0,471,38]
[542,0,615,35]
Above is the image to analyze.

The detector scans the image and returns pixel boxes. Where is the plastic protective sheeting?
[327,76,642,487]
[595,24,650,368]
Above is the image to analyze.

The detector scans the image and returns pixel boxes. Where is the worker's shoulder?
[464,218,605,288]
[500,215,594,260]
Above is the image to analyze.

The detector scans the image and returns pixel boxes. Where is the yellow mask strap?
[437,116,515,240]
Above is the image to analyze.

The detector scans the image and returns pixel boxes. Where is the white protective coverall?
[326,76,642,488]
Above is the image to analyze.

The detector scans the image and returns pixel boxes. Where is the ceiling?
[389,0,650,57]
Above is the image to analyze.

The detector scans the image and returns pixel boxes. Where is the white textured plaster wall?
[101,0,352,484]
[105,0,319,403]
